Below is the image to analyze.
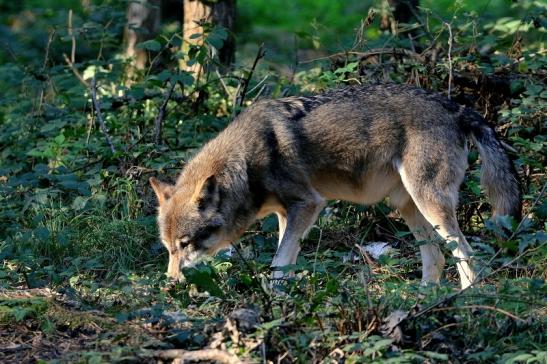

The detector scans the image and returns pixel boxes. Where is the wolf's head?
[150,175,231,280]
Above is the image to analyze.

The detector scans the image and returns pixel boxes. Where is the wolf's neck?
[177,134,246,189]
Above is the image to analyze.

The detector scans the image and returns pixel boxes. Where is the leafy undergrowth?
[1,0,546,363]
[1,224,546,363]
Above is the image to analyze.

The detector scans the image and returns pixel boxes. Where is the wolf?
[150,84,520,289]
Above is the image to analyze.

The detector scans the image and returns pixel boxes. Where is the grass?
[1,194,545,362]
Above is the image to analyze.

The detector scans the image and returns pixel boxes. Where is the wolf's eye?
[193,225,219,243]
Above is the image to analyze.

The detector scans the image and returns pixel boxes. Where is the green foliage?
[0,0,545,362]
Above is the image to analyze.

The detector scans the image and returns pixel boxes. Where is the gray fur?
[151,83,521,288]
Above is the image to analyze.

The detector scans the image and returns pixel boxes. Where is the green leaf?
[371,338,393,351]
[34,227,50,242]
[54,134,65,144]
[502,352,534,364]
[260,318,284,330]
[183,265,224,297]
[423,351,449,360]
[13,307,32,321]
[136,40,161,52]
[171,72,194,86]
[71,196,88,210]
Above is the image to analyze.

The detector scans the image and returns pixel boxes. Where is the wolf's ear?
[149,177,174,205]
[193,175,219,210]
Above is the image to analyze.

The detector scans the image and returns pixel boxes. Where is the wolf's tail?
[460,109,521,220]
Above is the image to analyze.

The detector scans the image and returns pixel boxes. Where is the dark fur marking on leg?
[423,159,441,182]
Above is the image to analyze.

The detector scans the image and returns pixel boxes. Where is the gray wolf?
[150,84,520,289]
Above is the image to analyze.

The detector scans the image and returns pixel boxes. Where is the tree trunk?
[182,0,235,74]
[125,0,161,71]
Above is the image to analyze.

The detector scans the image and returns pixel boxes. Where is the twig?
[90,75,116,154]
[3,41,19,62]
[231,81,242,119]
[63,53,89,87]
[152,348,243,364]
[413,241,546,321]
[154,80,177,147]
[246,75,269,97]
[421,322,464,344]
[68,9,76,64]
[355,244,375,310]
[238,43,265,108]
[37,29,55,115]
[251,82,268,103]
[412,171,547,322]
[42,29,55,71]
[444,22,454,99]
[355,244,378,268]
[300,48,425,64]
[215,69,232,99]
[431,304,526,323]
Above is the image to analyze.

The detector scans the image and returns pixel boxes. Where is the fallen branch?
[152,349,243,364]
[431,304,526,323]
[301,48,425,64]
[90,75,116,154]
[154,80,177,147]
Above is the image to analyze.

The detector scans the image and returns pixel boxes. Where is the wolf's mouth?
[180,246,203,268]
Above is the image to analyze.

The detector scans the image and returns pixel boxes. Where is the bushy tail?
[460,109,521,220]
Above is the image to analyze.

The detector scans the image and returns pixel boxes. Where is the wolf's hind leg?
[397,163,476,289]
[271,190,325,280]
[394,194,445,285]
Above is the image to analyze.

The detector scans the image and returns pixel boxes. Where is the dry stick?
[300,48,425,64]
[37,29,56,115]
[63,53,89,87]
[355,244,375,311]
[444,22,454,99]
[247,75,269,98]
[154,80,177,147]
[63,9,89,87]
[90,76,116,154]
[215,69,232,99]
[42,29,55,71]
[68,9,76,64]
[152,348,243,364]
[231,81,242,119]
[431,304,526,323]
[238,43,266,108]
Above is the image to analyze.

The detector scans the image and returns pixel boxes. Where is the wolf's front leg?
[271,192,325,282]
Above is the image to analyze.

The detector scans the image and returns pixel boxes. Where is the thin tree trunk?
[125,0,161,71]
[182,0,235,74]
